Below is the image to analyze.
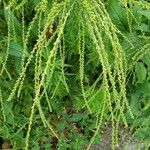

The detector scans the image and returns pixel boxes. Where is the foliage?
[0,0,150,149]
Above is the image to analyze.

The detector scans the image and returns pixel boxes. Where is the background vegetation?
[0,0,150,149]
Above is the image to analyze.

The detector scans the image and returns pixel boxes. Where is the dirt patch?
[92,124,146,150]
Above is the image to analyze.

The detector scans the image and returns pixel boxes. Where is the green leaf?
[136,23,150,33]
[108,0,128,31]
[88,89,104,113]
[137,10,150,20]
[70,113,86,122]
[9,41,23,57]
[15,57,22,74]
[135,127,150,141]
[130,94,141,115]
[142,54,150,69]
[3,101,14,125]
[135,62,147,83]
[57,121,66,131]
[138,82,150,96]
[0,125,9,139]
[4,7,22,35]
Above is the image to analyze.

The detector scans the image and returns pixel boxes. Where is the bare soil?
[92,124,146,150]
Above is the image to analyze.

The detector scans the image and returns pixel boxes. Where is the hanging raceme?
[92,0,126,118]
[78,22,92,114]
[25,1,76,149]
[80,0,136,148]
[1,0,149,149]
[0,88,6,122]
[81,12,116,150]
[7,1,64,102]
[0,6,11,76]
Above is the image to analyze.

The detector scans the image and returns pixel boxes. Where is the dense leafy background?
[0,0,150,149]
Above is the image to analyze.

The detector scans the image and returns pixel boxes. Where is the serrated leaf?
[135,127,150,141]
